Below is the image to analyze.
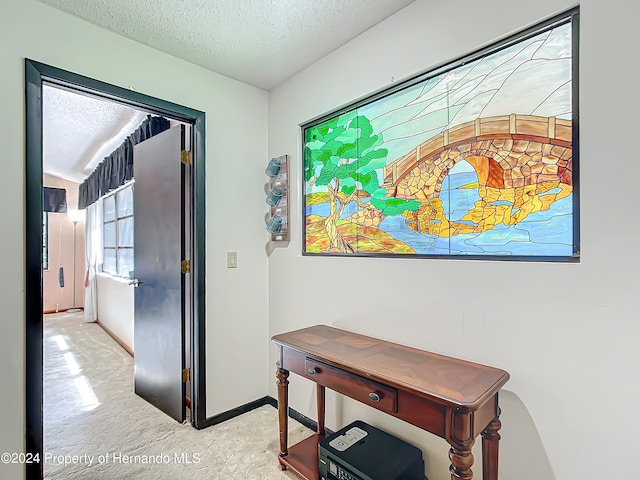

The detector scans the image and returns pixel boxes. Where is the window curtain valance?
[78,115,170,209]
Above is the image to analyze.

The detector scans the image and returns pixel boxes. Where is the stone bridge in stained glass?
[382,114,572,200]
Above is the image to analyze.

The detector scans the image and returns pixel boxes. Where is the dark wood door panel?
[133,124,186,423]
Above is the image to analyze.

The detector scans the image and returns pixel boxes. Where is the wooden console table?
[272,325,509,480]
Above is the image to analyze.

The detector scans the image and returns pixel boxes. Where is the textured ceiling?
[37,0,415,90]
[39,0,414,182]
[40,0,415,183]
[43,85,148,184]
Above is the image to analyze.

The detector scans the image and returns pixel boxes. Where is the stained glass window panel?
[303,12,577,260]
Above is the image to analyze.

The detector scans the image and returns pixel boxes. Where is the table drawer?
[305,358,397,414]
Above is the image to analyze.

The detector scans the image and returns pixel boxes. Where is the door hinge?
[181,150,192,165]
[182,368,191,383]
[181,260,191,274]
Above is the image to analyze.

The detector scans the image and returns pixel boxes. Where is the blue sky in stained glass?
[351,22,572,169]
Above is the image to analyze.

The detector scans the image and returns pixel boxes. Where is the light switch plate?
[227,251,237,268]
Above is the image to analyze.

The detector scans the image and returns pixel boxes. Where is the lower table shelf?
[278,433,328,480]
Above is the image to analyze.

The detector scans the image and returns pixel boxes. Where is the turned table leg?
[317,384,326,436]
[449,440,475,480]
[482,409,502,480]
[276,367,290,469]
[448,410,475,480]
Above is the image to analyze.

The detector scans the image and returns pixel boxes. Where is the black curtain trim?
[78,115,170,209]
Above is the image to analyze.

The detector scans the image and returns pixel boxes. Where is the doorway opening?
[26,60,207,480]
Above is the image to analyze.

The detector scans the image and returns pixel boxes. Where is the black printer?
[319,420,426,480]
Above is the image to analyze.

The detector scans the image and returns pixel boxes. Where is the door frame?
[25,59,207,480]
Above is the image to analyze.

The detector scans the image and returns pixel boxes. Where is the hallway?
[43,312,310,479]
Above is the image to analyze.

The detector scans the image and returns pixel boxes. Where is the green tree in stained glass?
[304,111,420,253]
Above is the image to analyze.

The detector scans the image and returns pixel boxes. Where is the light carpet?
[44,312,313,479]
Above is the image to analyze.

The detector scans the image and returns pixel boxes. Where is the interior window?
[102,182,134,277]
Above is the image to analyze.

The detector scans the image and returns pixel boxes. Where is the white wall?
[0,1,269,476]
[268,1,640,479]
[95,273,135,351]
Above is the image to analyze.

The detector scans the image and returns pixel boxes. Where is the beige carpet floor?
[44,312,313,479]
